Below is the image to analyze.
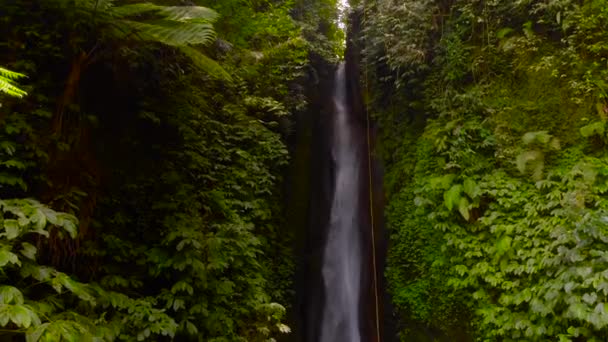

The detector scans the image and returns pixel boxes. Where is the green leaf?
[0,307,8,326]
[20,243,37,260]
[580,121,606,138]
[158,6,218,22]
[429,174,455,190]
[496,236,512,256]
[523,131,551,145]
[568,303,589,320]
[496,27,514,39]
[9,304,32,328]
[458,197,470,220]
[59,275,95,303]
[583,292,598,305]
[186,320,198,335]
[0,286,24,304]
[0,249,21,268]
[178,46,233,81]
[31,209,47,231]
[3,219,21,240]
[463,178,479,199]
[444,184,462,211]
[26,323,50,342]
[60,218,78,239]
[523,21,534,38]
[0,67,28,98]
[172,298,185,311]
[123,20,216,46]
[516,150,543,174]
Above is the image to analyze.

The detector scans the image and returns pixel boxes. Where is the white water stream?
[320,63,362,342]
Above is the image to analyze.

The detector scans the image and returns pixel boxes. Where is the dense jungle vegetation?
[359,0,608,340]
[5,0,608,341]
[0,0,342,340]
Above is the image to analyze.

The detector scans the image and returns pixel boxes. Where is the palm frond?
[178,46,232,82]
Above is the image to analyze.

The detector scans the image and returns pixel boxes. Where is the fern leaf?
[159,6,218,22]
[111,3,165,18]
[178,46,232,82]
[46,0,111,10]
[92,0,115,11]
[112,4,217,23]
[0,67,26,81]
[0,68,27,98]
[124,20,216,46]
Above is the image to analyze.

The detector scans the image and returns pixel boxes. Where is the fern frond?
[0,77,27,98]
[0,67,26,81]
[178,46,232,82]
[110,3,165,18]
[124,20,216,46]
[92,0,115,11]
[158,6,218,22]
[47,0,114,11]
[112,4,217,23]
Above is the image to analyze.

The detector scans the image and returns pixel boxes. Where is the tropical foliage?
[0,67,27,99]
[359,0,608,340]
[0,0,339,340]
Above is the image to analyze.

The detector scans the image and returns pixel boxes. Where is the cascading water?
[320,62,362,342]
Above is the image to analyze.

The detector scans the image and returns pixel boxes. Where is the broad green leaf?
[496,27,514,39]
[429,174,455,190]
[583,292,598,305]
[60,218,78,239]
[496,235,512,255]
[20,242,37,260]
[444,184,462,211]
[463,178,479,199]
[173,298,185,311]
[458,197,470,220]
[26,323,50,342]
[516,150,543,174]
[277,323,291,333]
[9,304,32,328]
[32,209,47,231]
[186,320,198,335]
[581,121,606,138]
[0,286,24,304]
[21,265,53,281]
[59,275,95,303]
[3,219,20,240]
[0,249,21,267]
[568,303,589,320]
[523,131,551,145]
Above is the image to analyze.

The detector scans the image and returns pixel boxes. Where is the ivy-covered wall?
[358,0,608,340]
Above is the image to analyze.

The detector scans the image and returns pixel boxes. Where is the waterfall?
[320,62,362,342]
